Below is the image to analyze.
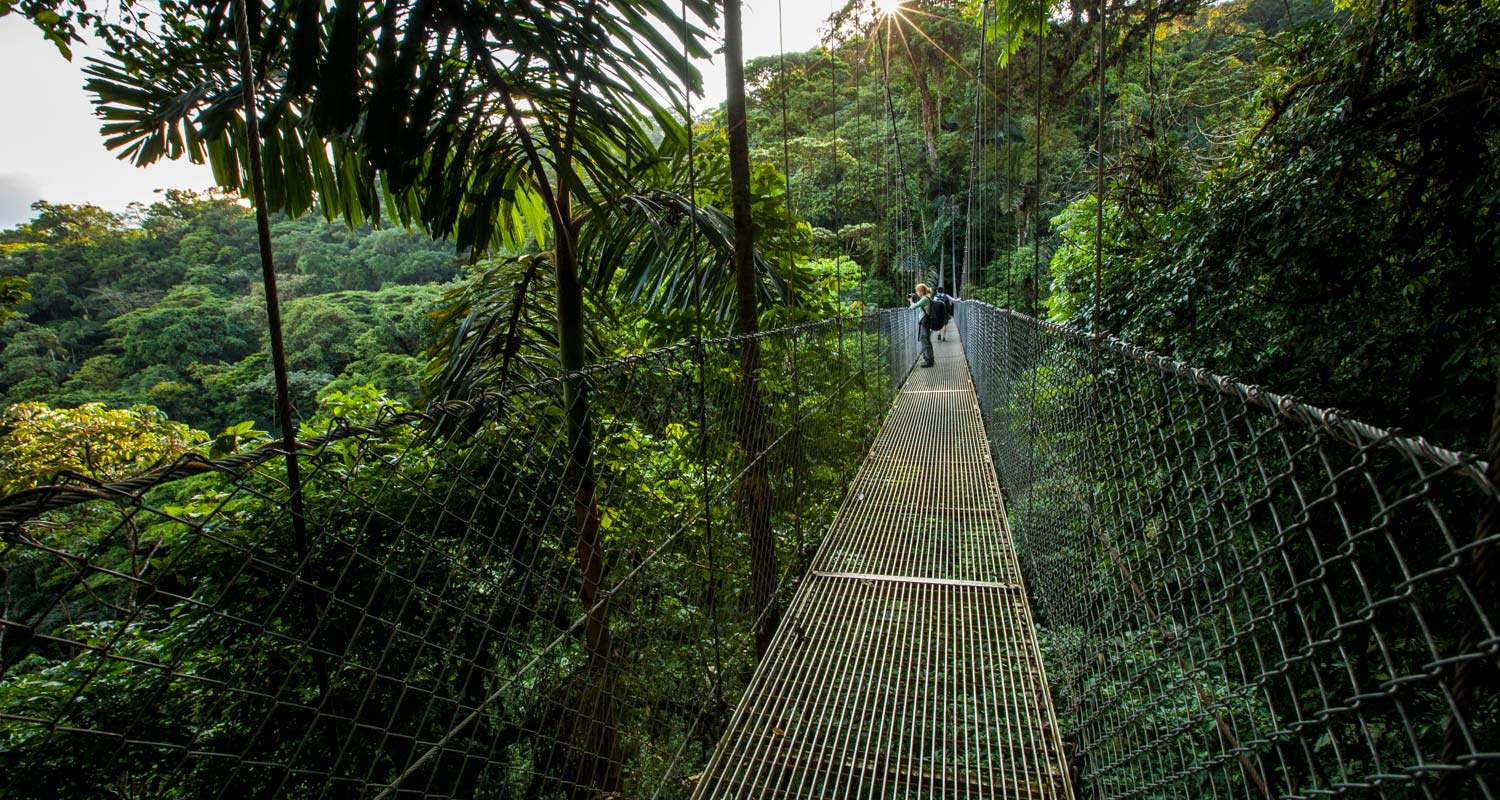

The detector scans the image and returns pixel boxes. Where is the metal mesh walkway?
[692,331,1074,800]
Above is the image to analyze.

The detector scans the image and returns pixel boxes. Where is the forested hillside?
[1,192,460,434]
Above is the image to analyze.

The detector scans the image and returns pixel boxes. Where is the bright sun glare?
[876,0,904,16]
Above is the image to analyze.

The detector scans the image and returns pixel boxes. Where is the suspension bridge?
[694,331,1071,799]
[2,0,1496,794]
[0,303,1494,798]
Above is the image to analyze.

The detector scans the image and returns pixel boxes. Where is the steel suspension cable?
[1093,0,1105,337]
[1031,36,1044,316]
[867,32,881,437]
[1025,0,1046,564]
[1004,26,1015,307]
[825,5,849,437]
[880,49,892,285]
[963,0,989,296]
[876,32,919,279]
[776,0,807,557]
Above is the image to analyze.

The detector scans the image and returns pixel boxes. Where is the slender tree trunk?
[724,0,778,658]
[233,0,325,700]
[490,61,618,793]
[553,176,610,669]
[910,60,941,169]
[551,125,621,800]
[494,79,612,670]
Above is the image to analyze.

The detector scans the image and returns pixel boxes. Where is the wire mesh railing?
[0,310,917,799]
[958,300,1498,799]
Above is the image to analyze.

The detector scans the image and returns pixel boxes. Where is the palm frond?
[85,0,719,253]
[426,253,610,401]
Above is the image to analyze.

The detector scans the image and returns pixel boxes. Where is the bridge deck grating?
[692,332,1074,800]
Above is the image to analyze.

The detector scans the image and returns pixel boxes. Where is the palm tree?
[85,0,720,792]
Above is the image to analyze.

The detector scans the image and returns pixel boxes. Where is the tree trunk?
[490,64,618,794]
[553,134,623,800]
[233,0,325,700]
[724,0,778,658]
[910,59,941,169]
[552,178,611,668]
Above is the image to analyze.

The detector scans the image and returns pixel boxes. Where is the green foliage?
[426,122,837,397]
[108,286,259,372]
[0,402,207,494]
[0,322,69,398]
[208,419,270,458]
[0,275,29,318]
[1049,0,1500,450]
[0,328,890,795]
[581,125,817,343]
[1,194,459,431]
[282,284,447,376]
[2,0,1495,794]
[426,254,574,400]
[0,0,147,59]
[83,0,717,254]
[1044,195,1108,324]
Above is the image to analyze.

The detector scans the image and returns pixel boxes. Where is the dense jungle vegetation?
[0,193,459,434]
[738,0,1498,452]
[0,0,1495,794]
[3,0,1492,464]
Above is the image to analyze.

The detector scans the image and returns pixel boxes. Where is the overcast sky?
[0,1,836,230]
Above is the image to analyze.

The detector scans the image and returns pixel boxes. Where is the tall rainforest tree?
[721,0,778,657]
[82,0,721,791]
[814,0,1210,292]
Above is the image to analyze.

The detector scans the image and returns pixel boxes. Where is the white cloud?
[0,21,217,227]
[0,174,43,229]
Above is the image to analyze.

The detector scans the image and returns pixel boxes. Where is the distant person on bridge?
[907,282,936,368]
[931,286,956,341]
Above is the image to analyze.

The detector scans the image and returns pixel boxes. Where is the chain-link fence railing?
[0,310,917,799]
[958,300,1498,799]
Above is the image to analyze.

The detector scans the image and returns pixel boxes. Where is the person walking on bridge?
[931,285,956,341]
[908,282,936,368]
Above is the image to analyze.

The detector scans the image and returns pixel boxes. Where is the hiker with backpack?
[930,286,955,342]
[907,283,937,367]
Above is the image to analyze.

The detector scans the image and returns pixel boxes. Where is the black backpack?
[926,294,953,329]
